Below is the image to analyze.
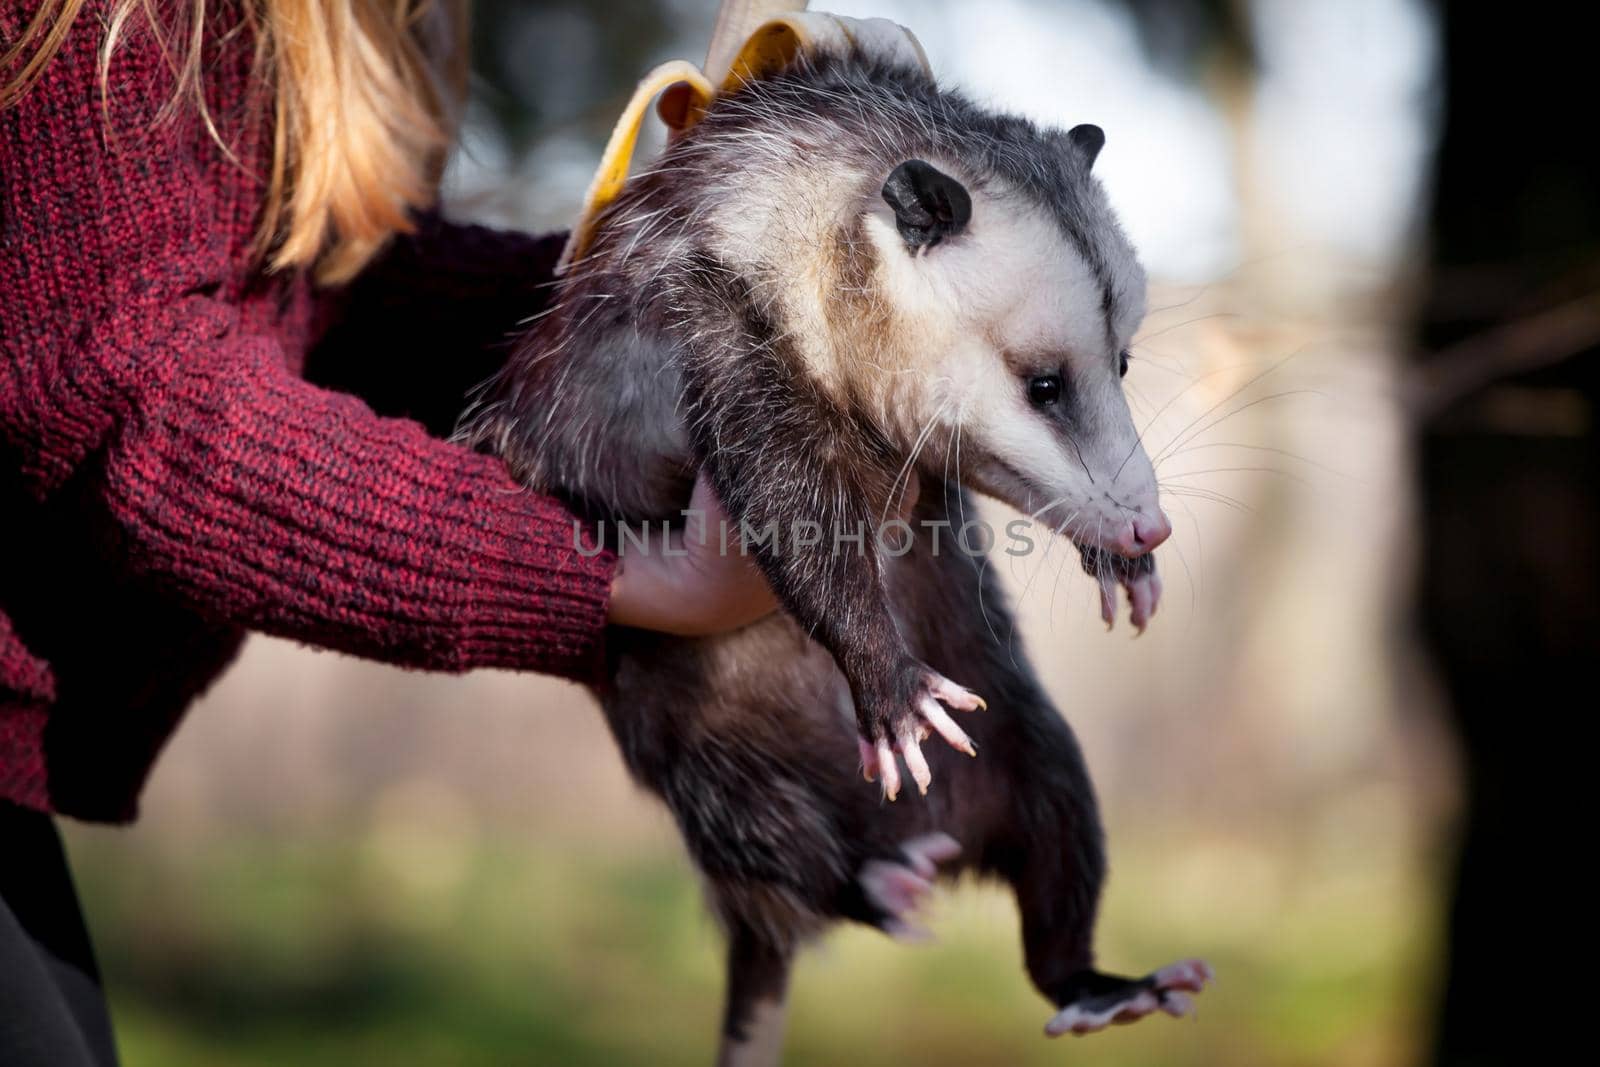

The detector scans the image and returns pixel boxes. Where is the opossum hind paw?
[858,833,961,942]
[1044,959,1213,1037]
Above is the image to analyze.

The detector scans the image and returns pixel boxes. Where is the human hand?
[605,472,779,636]
[607,472,921,637]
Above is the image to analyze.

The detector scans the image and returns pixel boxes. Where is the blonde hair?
[1,0,468,284]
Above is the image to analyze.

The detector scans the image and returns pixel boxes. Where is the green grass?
[63,825,1437,1067]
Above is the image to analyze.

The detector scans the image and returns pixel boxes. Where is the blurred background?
[59,0,1596,1064]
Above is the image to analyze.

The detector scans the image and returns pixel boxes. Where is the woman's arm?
[0,31,619,681]
[97,322,619,678]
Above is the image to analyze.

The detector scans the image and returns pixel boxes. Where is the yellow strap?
[556,12,930,274]
[556,61,715,273]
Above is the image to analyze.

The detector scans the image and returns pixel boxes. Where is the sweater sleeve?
[0,12,615,681]
[103,317,615,678]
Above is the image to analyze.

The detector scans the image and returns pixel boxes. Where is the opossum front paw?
[1043,959,1213,1037]
[1082,546,1163,634]
[1099,565,1162,634]
[857,832,962,941]
[855,663,983,801]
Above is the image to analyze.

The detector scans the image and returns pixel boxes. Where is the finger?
[1110,992,1160,1024]
[1152,958,1213,991]
[1129,577,1153,634]
[927,674,985,711]
[858,736,878,782]
[874,864,932,912]
[901,832,962,878]
[876,738,901,801]
[903,851,936,880]
[899,728,932,795]
[1099,575,1117,630]
[919,697,977,757]
[858,859,934,942]
[1159,992,1195,1018]
[684,472,720,546]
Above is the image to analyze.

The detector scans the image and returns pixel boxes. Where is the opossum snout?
[1109,509,1173,558]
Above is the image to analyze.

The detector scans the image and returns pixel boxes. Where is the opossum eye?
[1119,350,1131,378]
[882,159,972,250]
[1027,374,1063,407]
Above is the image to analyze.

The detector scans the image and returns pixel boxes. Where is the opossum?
[461,44,1211,1065]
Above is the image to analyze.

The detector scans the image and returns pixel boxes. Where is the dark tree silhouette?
[1411,4,1600,1065]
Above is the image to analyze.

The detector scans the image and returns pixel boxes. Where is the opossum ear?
[882,160,972,250]
[1068,124,1105,169]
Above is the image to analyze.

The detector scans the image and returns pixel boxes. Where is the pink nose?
[1115,510,1172,556]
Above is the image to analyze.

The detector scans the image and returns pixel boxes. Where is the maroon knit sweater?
[0,3,617,821]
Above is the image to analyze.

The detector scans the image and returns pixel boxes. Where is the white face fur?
[862,169,1166,558]
[700,138,1166,558]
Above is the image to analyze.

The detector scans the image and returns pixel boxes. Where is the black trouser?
[0,802,119,1067]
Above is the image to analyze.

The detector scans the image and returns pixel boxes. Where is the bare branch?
[1405,291,1600,422]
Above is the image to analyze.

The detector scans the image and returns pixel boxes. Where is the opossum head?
[696,55,1169,558]
[861,131,1170,558]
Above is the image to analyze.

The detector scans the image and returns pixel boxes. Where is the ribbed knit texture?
[0,1,616,820]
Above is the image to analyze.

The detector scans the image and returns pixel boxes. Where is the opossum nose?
[1116,511,1172,556]
[1133,511,1172,551]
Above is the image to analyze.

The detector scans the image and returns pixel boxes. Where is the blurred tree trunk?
[1413,4,1600,1065]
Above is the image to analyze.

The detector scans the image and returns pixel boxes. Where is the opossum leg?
[1042,960,1213,1037]
[1005,746,1206,1034]
[999,715,1212,1037]
[674,260,981,793]
[716,924,793,1067]
[998,715,1114,1021]
[847,832,962,941]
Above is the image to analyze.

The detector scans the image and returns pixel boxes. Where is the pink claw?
[875,738,901,801]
